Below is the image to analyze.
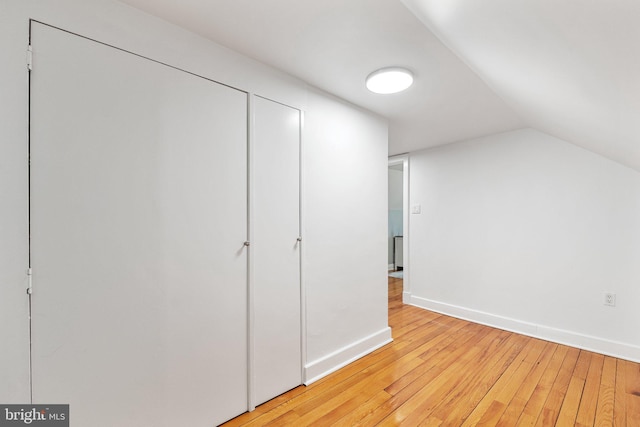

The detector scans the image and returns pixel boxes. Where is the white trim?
[246,93,255,412]
[388,263,395,271]
[402,157,409,295]
[298,108,307,393]
[409,295,640,364]
[303,327,393,385]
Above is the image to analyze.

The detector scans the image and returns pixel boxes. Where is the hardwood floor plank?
[430,332,530,426]
[555,375,586,427]
[533,346,581,427]
[624,357,640,395]
[355,324,499,425]
[614,358,627,427]
[389,310,441,339]
[329,390,391,427]
[262,410,299,426]
[575,352,605,426]
[594,356,617,427]
[222,278,640,427]
[460,339,548,426]
[384,321,478,396]
[290,352,423,419]
[514,344,569,426]
[556,350,592,426]
[221,386,307,427]
[495,342,558,426]
[416,331,523,425]
[351,363,445,426]
[380,328,512,425]
[624,360,640,426]
[296,384,384,426]
[416,321,483,361]
[627,394,640,427]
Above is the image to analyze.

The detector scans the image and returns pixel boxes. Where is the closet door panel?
[30,23,248,426]
[253,97,302,405]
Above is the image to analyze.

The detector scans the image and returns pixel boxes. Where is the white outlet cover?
[604,292,616,307]
[411,204,421,214]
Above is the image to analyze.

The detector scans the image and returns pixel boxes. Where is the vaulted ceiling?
[118,0,640,171]
[404,0,640,171]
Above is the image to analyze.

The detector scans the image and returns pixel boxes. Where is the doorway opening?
[388,155,409,305]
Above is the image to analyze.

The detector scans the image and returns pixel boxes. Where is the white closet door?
[30,23,248,426]
[253,96,302,405]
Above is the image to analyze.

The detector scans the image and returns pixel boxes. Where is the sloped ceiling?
[116,0,524,155]
[403,0,640,171]
[117,0,639,171]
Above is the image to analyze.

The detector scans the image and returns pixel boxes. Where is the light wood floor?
[222,276,640,426]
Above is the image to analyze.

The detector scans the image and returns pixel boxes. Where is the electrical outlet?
[604,292,616,307]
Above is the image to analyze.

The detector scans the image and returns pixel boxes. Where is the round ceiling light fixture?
[366,67,414,94]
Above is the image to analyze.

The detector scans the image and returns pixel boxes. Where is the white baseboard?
[408,294,640,364]
[304,327,393,385]
[388,264,395,271]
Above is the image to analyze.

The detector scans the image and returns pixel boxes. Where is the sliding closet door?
[253,96,302,405]
[30,23,248,426]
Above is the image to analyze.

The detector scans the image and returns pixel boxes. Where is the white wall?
[303,89,390,382]
[408,128,640,361]
[0,0,389,401]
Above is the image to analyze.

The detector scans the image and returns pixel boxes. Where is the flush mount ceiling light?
[366,67,414,94]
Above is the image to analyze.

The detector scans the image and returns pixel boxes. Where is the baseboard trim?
[304,327,393,385]
[409,295,640,364]
[388,264,395,271]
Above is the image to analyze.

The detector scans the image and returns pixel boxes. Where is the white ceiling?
[118,0,640,170]
[404,0,640,170]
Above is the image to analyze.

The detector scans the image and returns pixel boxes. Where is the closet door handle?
[243,241,250,247]
[296,237,302,242]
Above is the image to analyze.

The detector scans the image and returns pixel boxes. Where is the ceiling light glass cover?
[366,67,414,94]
